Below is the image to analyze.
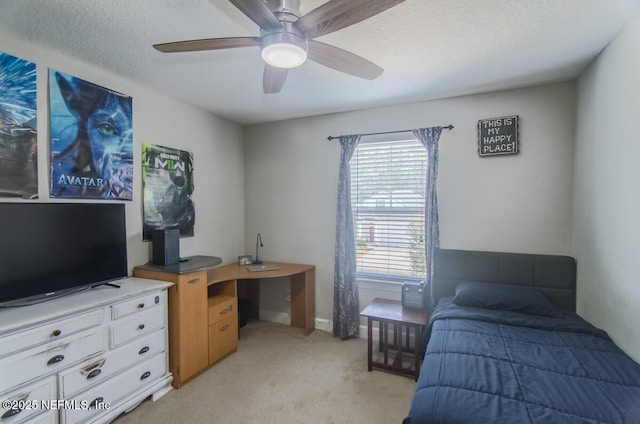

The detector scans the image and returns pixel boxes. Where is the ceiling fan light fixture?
[261,31,308,69]
[262,43,307,68]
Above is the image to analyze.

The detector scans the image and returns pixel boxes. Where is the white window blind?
[350,137,427,281]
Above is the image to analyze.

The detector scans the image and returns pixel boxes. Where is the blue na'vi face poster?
[49,69,133,200]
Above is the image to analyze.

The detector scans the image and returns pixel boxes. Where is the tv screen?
[0,202,128,307]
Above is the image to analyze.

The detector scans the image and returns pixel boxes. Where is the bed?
[403,248,640,424]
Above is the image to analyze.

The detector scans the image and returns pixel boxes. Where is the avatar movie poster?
[0,52,38,199]
[49,69,133,200]
[142,143,195,241]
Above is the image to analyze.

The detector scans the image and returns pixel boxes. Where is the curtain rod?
[326,124,454,141]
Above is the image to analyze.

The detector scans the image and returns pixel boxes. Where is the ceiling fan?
[153,0,405,94]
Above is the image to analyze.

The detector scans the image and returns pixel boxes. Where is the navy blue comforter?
[403,298,640,423]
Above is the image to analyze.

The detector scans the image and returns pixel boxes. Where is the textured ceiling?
[1,0,639,124]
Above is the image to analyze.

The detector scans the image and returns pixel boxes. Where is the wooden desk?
[133,258,315,388]
[209,262,316,336]
[360,298,429,380]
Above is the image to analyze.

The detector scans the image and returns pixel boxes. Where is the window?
[350,137,427,282]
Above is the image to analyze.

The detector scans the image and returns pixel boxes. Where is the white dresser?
[0,278,173,424]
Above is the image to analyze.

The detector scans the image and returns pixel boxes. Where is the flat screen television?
[0,202,128,307]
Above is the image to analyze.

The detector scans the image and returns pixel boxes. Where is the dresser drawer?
[0,310,103,359]
[59,330,166,397]
[0,377,56,424]
[21,410,56,424]
[109,307,165,348]
[207,296,236,325]
[0,327,106,393]
[62,354,167,424]
[111,292,165,321]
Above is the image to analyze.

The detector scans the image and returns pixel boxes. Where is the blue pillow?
[452,281,564,317]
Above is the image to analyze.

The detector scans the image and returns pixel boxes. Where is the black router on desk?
[246,232,280,272]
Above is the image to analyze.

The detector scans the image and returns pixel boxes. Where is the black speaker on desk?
[152,228,180,265]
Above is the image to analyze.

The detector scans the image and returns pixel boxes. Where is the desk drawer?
[207,296,236,325]
[208,315,237,364]
[176,271,207,286]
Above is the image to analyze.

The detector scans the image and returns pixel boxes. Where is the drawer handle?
[140,371,151,380]
[138,324,145,330]
[220,324,230,332]
[87,368,102,379]
[89,397,104,408]
[47,354,65,365]
[139,346,150,355]
[155,296,160,304]
[82,358,106,376]
[51,329,62,337]
[1,407,22,419]
[220,306,233,315]
[188,278,201,284]
[137,303,145,309]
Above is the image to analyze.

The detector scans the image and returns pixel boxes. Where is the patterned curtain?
[412,127,443,304]
[333,134,361,339]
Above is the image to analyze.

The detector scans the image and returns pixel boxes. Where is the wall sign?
[478,115,519,157]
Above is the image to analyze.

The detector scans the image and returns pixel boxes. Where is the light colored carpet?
[115,321,416,424]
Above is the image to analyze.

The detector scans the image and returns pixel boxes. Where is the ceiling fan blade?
[263,65,288,94]
[307,40,383,80]
[229,0,283,30]
[154,37,261,53]
[295,0,404,39]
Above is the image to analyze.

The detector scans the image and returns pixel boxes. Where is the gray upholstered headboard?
[432,248,577,311]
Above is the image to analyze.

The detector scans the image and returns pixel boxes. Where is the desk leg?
[290,270,315,335]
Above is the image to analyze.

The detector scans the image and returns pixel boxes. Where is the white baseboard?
[259,309,291,326]
[258,311,334,335]
[258,311,350,336]
[315,317,332,333]
[312,318,369,339]
[258,312,417,345]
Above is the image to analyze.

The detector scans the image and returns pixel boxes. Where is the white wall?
[573,15,640,362]
[244,82,576,323]
[5,9,638,363]
[0,30,246,271]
